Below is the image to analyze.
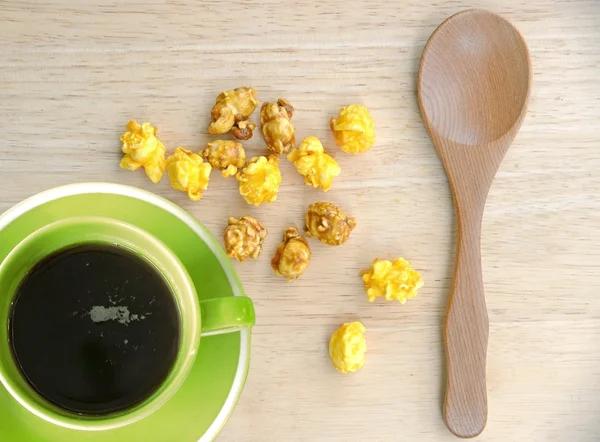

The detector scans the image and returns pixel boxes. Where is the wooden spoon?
[417,9,531,439]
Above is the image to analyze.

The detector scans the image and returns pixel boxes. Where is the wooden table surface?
[1,1,599,441]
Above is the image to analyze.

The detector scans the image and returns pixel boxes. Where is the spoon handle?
[443,205,489,438]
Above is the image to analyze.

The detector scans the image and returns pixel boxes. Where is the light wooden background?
[1,1,599,441]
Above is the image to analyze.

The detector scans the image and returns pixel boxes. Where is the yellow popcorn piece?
[287,136,341,191]
[329,321,366,374]
[236,155,282,206]
[165,147,212,201]
[330,104,376,154]
[361,258,424,304]
[119,120,166,183]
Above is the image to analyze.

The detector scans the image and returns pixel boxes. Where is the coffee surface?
[9,244,180,415]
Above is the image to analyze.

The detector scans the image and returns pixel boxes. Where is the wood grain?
[1,1,599,441]
[418,10,532,438]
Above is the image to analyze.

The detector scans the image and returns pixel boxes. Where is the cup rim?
[0,183,250,442]
[0,216,201,431]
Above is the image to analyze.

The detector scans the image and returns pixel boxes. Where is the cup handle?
[199,296,255,337]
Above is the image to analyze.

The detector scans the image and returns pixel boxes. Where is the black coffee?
[9,244,180,415]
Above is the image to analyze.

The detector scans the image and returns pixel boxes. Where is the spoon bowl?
[419,10,530,146]
[417,9,531,439]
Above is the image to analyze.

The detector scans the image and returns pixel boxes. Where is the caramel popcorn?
[165,147,212,201]
[201,140,246,178]
[208,87,258,139]
[304,202,357,246]
[330,104,376,154]
[287,136,341,191]
[361,258,424,304]
[236,155,282,206]
[329,321,366,374]
[270,227,311,281]
[260,98,296,154]
[119,120,166,183]
[223,216,267,262]
[232,120,256,141]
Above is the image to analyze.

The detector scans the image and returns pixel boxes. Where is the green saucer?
[0,183,251,442]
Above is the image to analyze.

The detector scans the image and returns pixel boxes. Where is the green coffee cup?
[0,215,254,432]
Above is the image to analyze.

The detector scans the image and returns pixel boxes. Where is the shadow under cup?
[0,217,250,431]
